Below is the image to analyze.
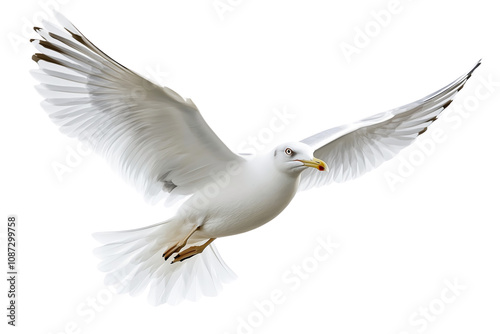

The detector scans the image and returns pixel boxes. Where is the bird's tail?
[92,220,236,306]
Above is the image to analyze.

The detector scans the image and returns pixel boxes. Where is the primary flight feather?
[31,12,481,305]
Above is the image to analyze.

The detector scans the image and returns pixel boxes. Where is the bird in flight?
[31,12,481,305]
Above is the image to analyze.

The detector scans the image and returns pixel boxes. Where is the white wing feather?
[299,60,481,190]
[31,12,243,205]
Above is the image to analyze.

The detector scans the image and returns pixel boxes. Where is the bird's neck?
[259,153,301,193]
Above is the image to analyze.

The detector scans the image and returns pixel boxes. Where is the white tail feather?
[93,220,236,306]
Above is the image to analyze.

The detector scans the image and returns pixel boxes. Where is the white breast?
[181,154,300,238]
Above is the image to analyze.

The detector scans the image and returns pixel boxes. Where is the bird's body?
[183,154,300,239]
[31,12,481,305]
[158,145,306,246]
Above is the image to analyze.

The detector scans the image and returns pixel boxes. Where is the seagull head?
[273,142,328,175]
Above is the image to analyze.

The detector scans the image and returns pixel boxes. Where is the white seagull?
[31,13,481,305]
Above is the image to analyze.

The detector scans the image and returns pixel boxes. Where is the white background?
[1,0,500,333]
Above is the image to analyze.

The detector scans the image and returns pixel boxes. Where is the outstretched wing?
[299,60,481,191]
[31,13,243,205]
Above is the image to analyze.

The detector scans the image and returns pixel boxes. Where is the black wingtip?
[31,53,63,66]
[467,59,482,79]
[442,100,453,109]
[418,128,428,136]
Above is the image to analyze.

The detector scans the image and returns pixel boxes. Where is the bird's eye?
[284,148,293,155]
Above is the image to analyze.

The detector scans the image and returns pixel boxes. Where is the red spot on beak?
[318,165,325,171]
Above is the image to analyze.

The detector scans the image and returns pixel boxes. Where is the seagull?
[31,12,481,305]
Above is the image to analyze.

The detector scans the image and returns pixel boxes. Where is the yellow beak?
[298,158,329,172]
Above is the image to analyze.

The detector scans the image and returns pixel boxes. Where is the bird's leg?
[171,238,216,263]
[162,225,199,261]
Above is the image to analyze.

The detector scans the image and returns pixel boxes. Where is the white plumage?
[31,12,480,305]
[31,13,242,207]
[92,221,235,306]
[299,61,480,190]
